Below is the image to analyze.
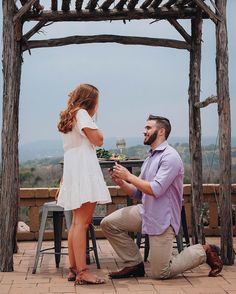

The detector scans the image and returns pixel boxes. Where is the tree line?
[18,143,236,188]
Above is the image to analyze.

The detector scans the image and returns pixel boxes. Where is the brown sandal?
[67,267,77,282]
[74,268,105,285]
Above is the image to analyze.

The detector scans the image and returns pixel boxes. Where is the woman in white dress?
[57,84,111,285]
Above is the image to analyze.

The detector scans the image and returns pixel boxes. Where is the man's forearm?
[119,181,135,196]
[127,174,155,196]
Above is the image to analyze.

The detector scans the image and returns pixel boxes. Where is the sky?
[0,1,235,147]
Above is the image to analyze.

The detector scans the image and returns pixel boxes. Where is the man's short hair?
[147,115,171,139]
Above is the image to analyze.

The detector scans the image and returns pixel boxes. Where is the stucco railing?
[18,184,236,241]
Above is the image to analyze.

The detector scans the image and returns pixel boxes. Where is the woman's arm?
[83,128,104,147]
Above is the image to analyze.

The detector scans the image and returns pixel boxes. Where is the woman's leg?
[67,201,105,283]
[67,210,76,270]
[72,202,96,271]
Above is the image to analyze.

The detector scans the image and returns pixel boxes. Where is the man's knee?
[100,215,111,232]
[151,266,171,280]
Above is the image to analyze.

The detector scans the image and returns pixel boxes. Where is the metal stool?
[32,201,100,273]
[136,206,190,261]
[86,217,102,268]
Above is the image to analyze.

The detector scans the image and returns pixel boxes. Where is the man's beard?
[144,130,158,145]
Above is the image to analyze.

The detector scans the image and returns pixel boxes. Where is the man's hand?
[112,164,155,197]
[108,167,125,186]
[112,164,131,182]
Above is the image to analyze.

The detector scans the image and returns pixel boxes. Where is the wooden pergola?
[0,0,234,271]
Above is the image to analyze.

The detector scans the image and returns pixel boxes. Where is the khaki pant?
[101,205,206,279]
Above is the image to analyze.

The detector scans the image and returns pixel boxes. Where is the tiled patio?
[0,238,236,294]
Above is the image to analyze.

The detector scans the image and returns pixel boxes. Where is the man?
[101,115,223,279]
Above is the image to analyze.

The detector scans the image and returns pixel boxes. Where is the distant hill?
[18,142,236,187]
[19,140,63,162]
[19,136,236,162]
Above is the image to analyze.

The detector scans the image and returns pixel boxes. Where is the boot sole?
[109,272,145,279]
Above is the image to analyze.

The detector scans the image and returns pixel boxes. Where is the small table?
[98,159,144,169]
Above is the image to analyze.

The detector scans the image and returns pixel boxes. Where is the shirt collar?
[148,140,169,156]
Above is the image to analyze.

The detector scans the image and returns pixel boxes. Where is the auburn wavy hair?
[58,84,99,133]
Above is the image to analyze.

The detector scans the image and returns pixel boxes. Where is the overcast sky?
[0,1,235,147]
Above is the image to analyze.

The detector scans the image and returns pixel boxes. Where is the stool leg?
[136,232,142,248]
[176,226,184,253]
[32,207,48,274]
[181,206,190,247]
[86,228,90,265]
[53,211,63,268]
[89,224,100,269]
[144,235,149,262]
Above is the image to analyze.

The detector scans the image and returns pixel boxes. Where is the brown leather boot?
[206,245,223,277]
[109,262,145,279]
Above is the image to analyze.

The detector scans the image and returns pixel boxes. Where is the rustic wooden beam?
[100,0,115,10]
[163,0,176,8]
[75,0,83,10]
[115,0,127,10]
[51,0,58,11]
[32,0,44,13]
[188,12,205,245]
[209,0,221,15]
[61,0,70,12]
[193,0,221,24]
[24,8,209,22]
[178,0,193,5]
[13,0,38,22]
[86,0,99,11]
[22,34,190,51]
[23,20,47,40]
[20,0,28,4]
[175,0,194,8]
[216,0,234,265]
[127,0,139,10]
[194,95,218,108]
[168,18,191,43]
[1,0,22,271]
[150,0,162,9]
[19,0,44,13]
[140,0,153,9]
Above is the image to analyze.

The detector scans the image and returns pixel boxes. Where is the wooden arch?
[0,0,234,271]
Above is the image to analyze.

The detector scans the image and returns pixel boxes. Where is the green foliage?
[96,148,111,159]
[20,159,62,188]
[20,171,34,182]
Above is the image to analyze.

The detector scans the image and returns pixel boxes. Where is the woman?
[57,84,111,285]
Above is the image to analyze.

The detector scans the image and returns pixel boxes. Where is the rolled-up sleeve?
[150,153,181,197]
[131,186,143,200]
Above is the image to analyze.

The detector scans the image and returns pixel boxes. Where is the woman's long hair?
[58,84,99,133]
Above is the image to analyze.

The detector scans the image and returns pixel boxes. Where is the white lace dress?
[57,109,111,210]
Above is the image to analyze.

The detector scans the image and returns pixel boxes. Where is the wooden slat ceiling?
[22,0,217,22]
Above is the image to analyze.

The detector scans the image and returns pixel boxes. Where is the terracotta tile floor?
[0,238,235,294]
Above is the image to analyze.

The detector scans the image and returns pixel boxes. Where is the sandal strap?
[69,267,77,274]
[78,268,88,274]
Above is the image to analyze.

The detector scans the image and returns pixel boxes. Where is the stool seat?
[32,201,100,274]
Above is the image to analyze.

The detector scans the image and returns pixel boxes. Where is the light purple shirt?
[132,141,184,235]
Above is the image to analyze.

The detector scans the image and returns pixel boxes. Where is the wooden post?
[216,0,234,264]
[0,1,22,271]
[188,13,205,244]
